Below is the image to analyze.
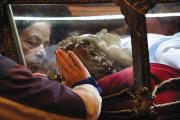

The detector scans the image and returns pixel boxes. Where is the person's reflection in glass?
[13,4,71,74]
[17,21,51,73]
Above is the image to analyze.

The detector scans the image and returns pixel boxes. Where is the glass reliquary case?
[0,0,180,119]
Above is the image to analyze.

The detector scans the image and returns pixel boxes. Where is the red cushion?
[97,63,180,105]
[154,91,180,104]
[98,67,134,96]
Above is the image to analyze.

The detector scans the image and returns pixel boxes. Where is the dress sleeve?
[0,56,87,119]
[72,84,102,120]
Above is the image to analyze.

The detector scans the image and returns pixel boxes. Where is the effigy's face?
[58,30,132,79]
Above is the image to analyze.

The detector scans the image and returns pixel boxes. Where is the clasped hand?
[55,49,90,87]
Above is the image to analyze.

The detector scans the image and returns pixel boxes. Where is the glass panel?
[146,3,180,79]
[11,4,132,81]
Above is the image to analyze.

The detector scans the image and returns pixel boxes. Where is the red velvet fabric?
[98,63,180,104]
[98,67,134,96]
[154,91,180,104]
[150,63,180,88]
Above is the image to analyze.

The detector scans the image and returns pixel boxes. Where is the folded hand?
[55,49,90,87]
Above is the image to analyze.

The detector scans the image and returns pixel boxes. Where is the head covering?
[58,29,132,79]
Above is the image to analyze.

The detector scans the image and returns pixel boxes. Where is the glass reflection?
[146,3,180,79]
[11,4,132,80]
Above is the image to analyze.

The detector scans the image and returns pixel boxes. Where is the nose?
[36,44,46,59]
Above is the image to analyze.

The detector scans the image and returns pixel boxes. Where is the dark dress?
[0,56,86,118]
